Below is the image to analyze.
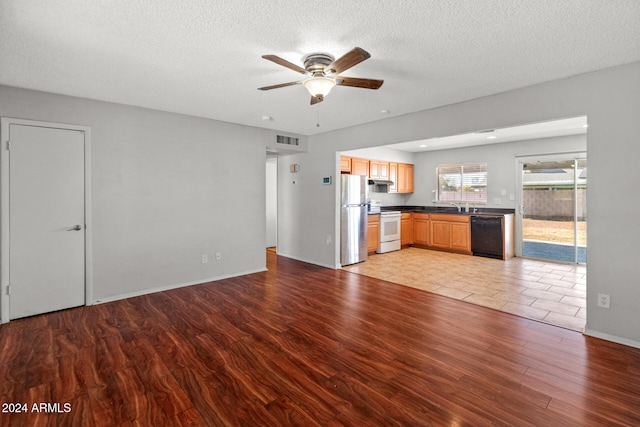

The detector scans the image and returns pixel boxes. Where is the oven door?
[379,213,401,243]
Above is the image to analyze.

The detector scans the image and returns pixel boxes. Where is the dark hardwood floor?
[2,251,640,426]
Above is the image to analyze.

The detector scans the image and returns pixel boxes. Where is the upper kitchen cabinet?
[389,163,398,192]
[340,156,352,173]
[369,160,390,180]
[394,163,414,193]
[341,155,412,189]
[351,157,370,176]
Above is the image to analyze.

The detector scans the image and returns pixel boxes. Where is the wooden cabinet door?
[413,214,429,246]
[351,158,369,176]
[401,213,413,246]
[340,156,351,173]
[389,163,398,192]
[397,163,407,192]
[369,161,389,179]
[397,163,414,193]
[367,215,380,253]
[369,160,380,178]
[405,164,414,193]
[430,220,450,248]
[450,222,471,252]
[378,162,389,179]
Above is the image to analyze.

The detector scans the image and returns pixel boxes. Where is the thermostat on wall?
[322,176,332,185]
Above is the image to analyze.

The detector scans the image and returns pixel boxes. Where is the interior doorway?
[1,118,92,323]
[266,157,278,250]
[517,155,587,264]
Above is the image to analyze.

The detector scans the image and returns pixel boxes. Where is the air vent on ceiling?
[276,134,300,146]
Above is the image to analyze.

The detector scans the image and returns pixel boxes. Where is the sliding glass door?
[518,156,586,263]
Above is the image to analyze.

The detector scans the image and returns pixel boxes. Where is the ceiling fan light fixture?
[303,76,336,97]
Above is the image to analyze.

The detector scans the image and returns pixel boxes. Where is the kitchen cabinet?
[369,160,389,180]
[450,222,471,252]
[401,212,413,246]
[341,155,412,188]
[406,164,414,192]
[397,163,414,193]
[413,213,430,246]
[340,156,351,173]
[389,163,398,192]
[367,214,380,253]
[430,219,450,249]
[429,214,471,254]
[351,157,369,176]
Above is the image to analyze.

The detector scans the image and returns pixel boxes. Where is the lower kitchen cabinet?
[450,221,471,252]
[401,212,413,246]
[413,213,430,246]
[378,210,509,258]
[428,214,471,254]
[430,219,450,249]
[367,214,380,253]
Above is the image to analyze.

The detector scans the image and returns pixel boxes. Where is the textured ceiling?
[1,1,640,136]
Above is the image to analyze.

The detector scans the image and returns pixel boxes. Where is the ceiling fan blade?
[258,81,302,90]
[326,47,371,74]
[335,76,384,90]
[310,95,324,105]
[262,55,308,75]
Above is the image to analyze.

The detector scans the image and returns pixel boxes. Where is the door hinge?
[5,140,9,150]
[6,285,10,296]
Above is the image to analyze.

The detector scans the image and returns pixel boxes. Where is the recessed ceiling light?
[486,135,497,140]
[419,144,427,148]
[583,124,588,128]
[380,109,390,114]
[261,115,273,121]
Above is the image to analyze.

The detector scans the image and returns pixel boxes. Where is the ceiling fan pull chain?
[316,103,321,127]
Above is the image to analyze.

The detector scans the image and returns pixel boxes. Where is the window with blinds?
[437,163,487,204]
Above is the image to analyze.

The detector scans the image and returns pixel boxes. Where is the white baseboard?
[583,328,640,350]
[92,267,267,305]
[274,251,339,270]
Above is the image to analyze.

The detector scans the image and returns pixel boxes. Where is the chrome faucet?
[450,202,462,212]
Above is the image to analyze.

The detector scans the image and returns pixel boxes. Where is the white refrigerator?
[340,175,368,265]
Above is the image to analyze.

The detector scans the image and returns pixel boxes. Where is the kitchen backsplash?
[367,189,411,207]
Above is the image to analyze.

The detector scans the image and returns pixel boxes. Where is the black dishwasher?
[471,216,503,259]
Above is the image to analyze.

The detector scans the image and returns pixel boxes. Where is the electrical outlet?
[215,252,221,261]
[201,255,208,264]
[597,293,611,309]
[494,198,502,205]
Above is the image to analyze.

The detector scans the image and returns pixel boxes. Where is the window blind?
[437,163,487,204]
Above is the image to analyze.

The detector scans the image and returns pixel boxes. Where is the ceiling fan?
[258,47,384,105]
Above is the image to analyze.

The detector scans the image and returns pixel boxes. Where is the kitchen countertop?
[378,205,515,216]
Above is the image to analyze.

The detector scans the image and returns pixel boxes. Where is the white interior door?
[8,123,86,319]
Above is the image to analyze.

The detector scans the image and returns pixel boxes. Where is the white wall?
[277,61,640,347]
[265,158,277,247]
[0,85,269,306]
[409,134,586,208]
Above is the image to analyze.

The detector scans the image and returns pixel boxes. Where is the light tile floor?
[342,247,586,331]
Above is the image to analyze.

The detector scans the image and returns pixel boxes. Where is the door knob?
[67,225,83,231]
